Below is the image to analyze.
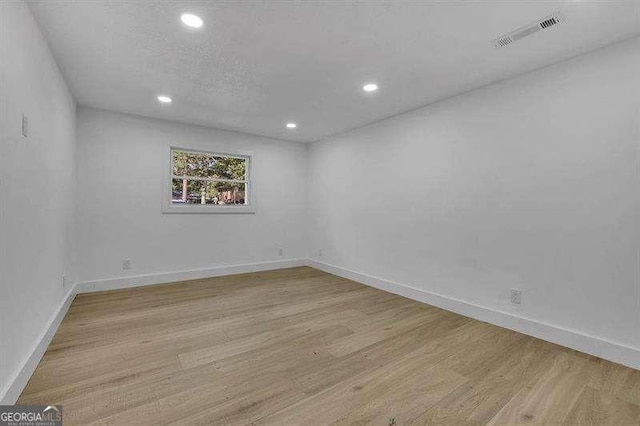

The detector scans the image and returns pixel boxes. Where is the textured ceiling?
[27,0,640,142]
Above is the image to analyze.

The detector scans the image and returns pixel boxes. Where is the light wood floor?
[19,267,640,425]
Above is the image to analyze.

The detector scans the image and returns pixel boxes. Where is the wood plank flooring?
[18,267,640,425]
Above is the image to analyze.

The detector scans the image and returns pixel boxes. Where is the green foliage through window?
[171,149,248,205]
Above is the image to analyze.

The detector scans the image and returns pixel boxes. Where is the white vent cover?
[492,12,564,49]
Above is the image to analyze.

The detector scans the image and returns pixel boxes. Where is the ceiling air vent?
[492,12,564,49]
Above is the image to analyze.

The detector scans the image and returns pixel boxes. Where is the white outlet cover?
[510,289,522,305]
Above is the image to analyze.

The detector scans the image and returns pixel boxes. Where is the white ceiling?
[27,0,640,143]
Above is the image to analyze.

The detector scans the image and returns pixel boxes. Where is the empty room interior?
[1,0,640,424]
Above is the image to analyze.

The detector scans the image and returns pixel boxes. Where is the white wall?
[309,37,640,352]
[75,108,308,284]
[0,1,77,399]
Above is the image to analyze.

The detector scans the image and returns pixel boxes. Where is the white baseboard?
[0,286,77,404]
[75,258,309,293]
[4,258,636,405]
[308,259,640,371]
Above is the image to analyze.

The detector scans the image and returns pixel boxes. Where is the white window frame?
[162,146,256,214]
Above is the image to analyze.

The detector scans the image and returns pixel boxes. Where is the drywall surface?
[0,1,77,400]
[75,108,309,283]
[308,37,640,351]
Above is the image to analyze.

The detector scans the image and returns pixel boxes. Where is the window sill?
[162,204,256,214]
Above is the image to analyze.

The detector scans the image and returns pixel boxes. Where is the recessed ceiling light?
[157,95,172,104]
[362,83,379,93]
[181,13,203,29]
[286,122,297,129]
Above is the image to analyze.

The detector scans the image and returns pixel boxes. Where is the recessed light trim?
[362,83,379,93]
[181,13,203,29]
[286,122,297,129]
[157,95,172,104]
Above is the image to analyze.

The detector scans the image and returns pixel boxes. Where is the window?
[163,147,254,214]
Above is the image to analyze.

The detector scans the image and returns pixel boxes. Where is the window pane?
[172,150,246,180]
[172,179,247,205]
[214,182,246,205]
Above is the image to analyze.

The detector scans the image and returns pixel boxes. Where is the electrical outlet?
[122,259,131,270]
[278,248,283,257]
[510,289,522,305]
